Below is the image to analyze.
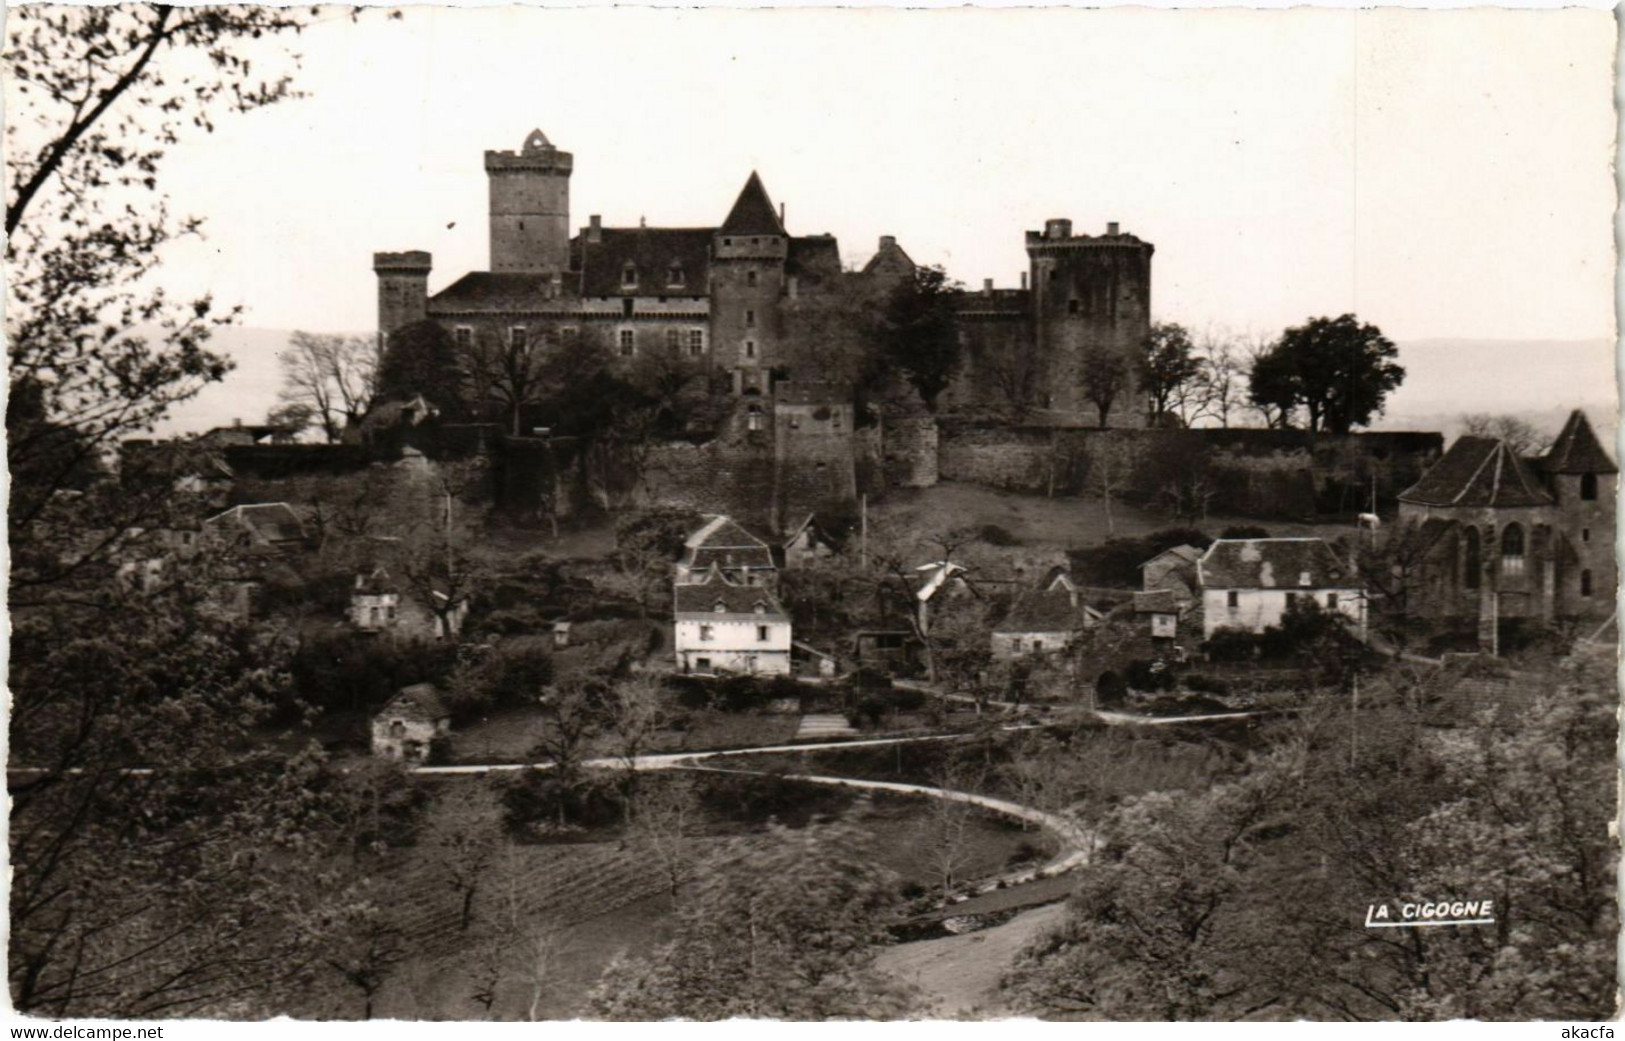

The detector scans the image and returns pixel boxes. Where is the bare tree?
[986,345,1039,421]
[1078,345,1130,428]
[278,331,378,442]
[628,773,702,900]
[422,784,501,932]
[1459,413,1550,457]
[1176,328,1246,428]
[1087,433,1141,536]
[926,755,990,900]
[604,671,673,808]
[460,326,548,436]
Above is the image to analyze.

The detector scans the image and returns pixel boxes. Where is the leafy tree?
[1245,338,1299,429]
[612,506,701,617]
[1078,344,1130,428]
[277,331,378,442]
[589,824,920,1019]
[265,401,316,440]
[375,319,469,419]
[1249,314,1404,434]
[458,324,548,436]
[877,265,962,412]
[1138,322,1201,426]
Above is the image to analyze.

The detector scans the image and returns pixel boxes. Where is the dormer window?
[622,263,639,289]
[668,262,685,288]
[753,602,767,614]
[713,602,727,613]
[1298,571,1311,587]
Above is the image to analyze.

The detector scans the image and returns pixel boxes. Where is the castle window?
[745,308,756,328]
[1581,473,1598,500]
[1500,523,1525,577]
[1011,638,1023,653]
[724,238,733,246]
[688,329,705,357]
[1464,527,1481,590]
[1583,527,1591,543]
[1068,299,1080,314]
[667,262,685,288]
[622,298,634,318]
[454,326,473,348]
[1581,569,1594,597]
[666,328,681,351]
[747,270,759,288]
[747,405,764,432]
[619,329,636,357]
[744,340,756,360]
[509,325,527,349]
[622,263,638,288]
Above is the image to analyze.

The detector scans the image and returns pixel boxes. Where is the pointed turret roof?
[1541,409,1617,475]
[1398,436,1553,508]
[720,172,785,237]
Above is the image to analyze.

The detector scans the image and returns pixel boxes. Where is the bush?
[979,523,1023,547]
[1219,524,1272,540]
[445,640,554,723]
[285,632,459,722]
[501,773,628,839]
[426,734,454,765]
[1095,670,1127,706]
[1184,673,1231,696]
[887,686,927,712]
[847,697,887,729]
[697,772,855,828]
[1125,658,1176,693]
[1203,627,1262,663]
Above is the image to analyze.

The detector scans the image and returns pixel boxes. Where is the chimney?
[779,202,786,225]
[1045,218,1072,240]
[879,235,896,250]
[982,278,993,294]
[587,214,602,243]
[1020,271,1029,290]
[233,418,242,428]
[1107,221,1120,235]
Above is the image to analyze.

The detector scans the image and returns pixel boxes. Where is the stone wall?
[879,414,939,489]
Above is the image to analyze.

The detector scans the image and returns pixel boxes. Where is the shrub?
[501,773,628,838]
[1184,673,1231,696]
[979,523,1023,547]
[426,734,454,765]
[1203,627,1262,663]
[1124,658,1176,693]
[1219,524,1272,540]
[445,640,554,723]
[697,772,855,828]
[285,632,459,722]
[847,697,887,729]
[1095,670,1127,706]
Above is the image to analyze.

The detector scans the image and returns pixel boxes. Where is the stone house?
[782,513,840,569]
[201,502,308,554]
[371,683,451,763]
[1197,538,1366,639]
[1395,410,1616,652]
[349,564,466,640]
[1132,589,1183,641]
[675,515,778,587]
[991,571,1100,661]
[1140,544,1201,603]
[673,566,792,675]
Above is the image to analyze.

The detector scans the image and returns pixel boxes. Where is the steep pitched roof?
[1133,590,1181,614]
[995,586,1084,634]
[430,272,565,313]
[573,227,716,299]
[1197,538,1355,590]
[383,683,448,722]
[206,503,305,545]
[1398,436,1553,508]
[673,570,788,620]
[719,172,785,237]
[787,235,842,279]
[682,515,776,572]
[1541,409,1617,475]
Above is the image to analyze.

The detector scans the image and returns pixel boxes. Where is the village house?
[673,564,792,675]
[1132,589,1184,641]
[201,502,308,554]
[1197,537,1366,638]
[371,683,451,763]
[991,570,1100,661]
[1140,544,1202,603]
[348,564,468,640]
[782,513,840,569]
[675,515,779,587]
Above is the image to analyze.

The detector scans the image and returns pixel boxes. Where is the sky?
[144,5,1616,346]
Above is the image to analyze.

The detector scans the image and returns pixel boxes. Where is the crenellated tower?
[485,128,573,274]
[372,250,432,348]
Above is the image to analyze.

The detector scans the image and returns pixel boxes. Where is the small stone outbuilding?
[371,683,451,763]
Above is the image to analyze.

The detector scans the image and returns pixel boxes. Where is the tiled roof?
[384,683,448,721]
[573,227,716,299]
[207,503,305,545]
[674,575,788,619]
[1541,409,1617,475]
[1142,545,1202,569]
[1398,436,1552,508]
[683,516,776,572]
[354,565,401,596]
[1197,538,1355,590]
[430,272,566,313]
[995,587,1083,634]
[719,172,785,237]
[788,236,842,279]
[1133,590,1181,614]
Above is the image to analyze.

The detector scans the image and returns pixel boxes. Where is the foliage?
[375,319,468,419]
[1138,322,1201,426]
[1247,314,1405,434]
[285,630,459,723]
[1069,527,1211,588]
[1458,412,1549,457]
[277,331,377,443]
[500,771,628,839]
[978,522,1023,547]
[1078,344,1130,428]
[1094,669,1127,706]
[446,639,554,723]
[1124,657,1177,693]
[877,265,962,412]
[1219,524,1272,539]
[588,824,920,1019]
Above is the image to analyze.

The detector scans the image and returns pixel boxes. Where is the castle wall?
[775,400,858,527]
[879,415,939,489]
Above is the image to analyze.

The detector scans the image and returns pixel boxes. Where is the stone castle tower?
[1026,219,1155,419]
[485,128,573,274]
[711,173,787,397]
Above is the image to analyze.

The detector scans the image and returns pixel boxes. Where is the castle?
[373,129,1154,427]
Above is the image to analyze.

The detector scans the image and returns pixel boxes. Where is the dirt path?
[874,902,1066,1018]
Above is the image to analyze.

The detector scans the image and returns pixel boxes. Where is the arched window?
[1500,523,1525,577]
[1463,527,1481,590]
[1581,473,1598,501]
[1581,569,1594,598]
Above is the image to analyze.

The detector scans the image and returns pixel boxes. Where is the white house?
[371,683,451,762]
[349,564,468,640]
[673,565,792,675]
[1197,538,1366,638]
[675,515,778,587]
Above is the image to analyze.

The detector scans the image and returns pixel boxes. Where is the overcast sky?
[152,6,1615,344]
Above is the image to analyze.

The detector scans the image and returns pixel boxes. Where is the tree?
[1246,337,1299,429]
[603,672,673,808]
[612,507,700,617]
[877,265,962,412]
[376,319,468,419]
[265,401,316,441]
[1138,322,1201,426]
[291,877,407,1020]
[277,331,378,442]
[1175,328,1246,428]
[588,824,920,1019]
[1086,433,1142,536]
[1249,315,1404,434]
[627,775,701,900]
[421,783,502,932]
[1459,413,1549,457]
[1078,345,1130,428]
[460,325,548,436]
[394,463,489,642]
[532,673,610,804]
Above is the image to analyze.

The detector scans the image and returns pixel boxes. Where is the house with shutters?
[1197,538,1366,638]
[673,565,792,675]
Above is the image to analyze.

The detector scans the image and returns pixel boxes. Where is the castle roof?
[787,235,843,279]
[673,569,788,620]
[719,172,785,237]
[1197,538,1354,591]
[1540,409,1617,475]
[574,226,716,299]
[430,272,567,313]
[1398,436,1553,508]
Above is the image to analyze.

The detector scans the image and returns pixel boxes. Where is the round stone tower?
[484,129,573,274]
[1025,219,1154,423]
